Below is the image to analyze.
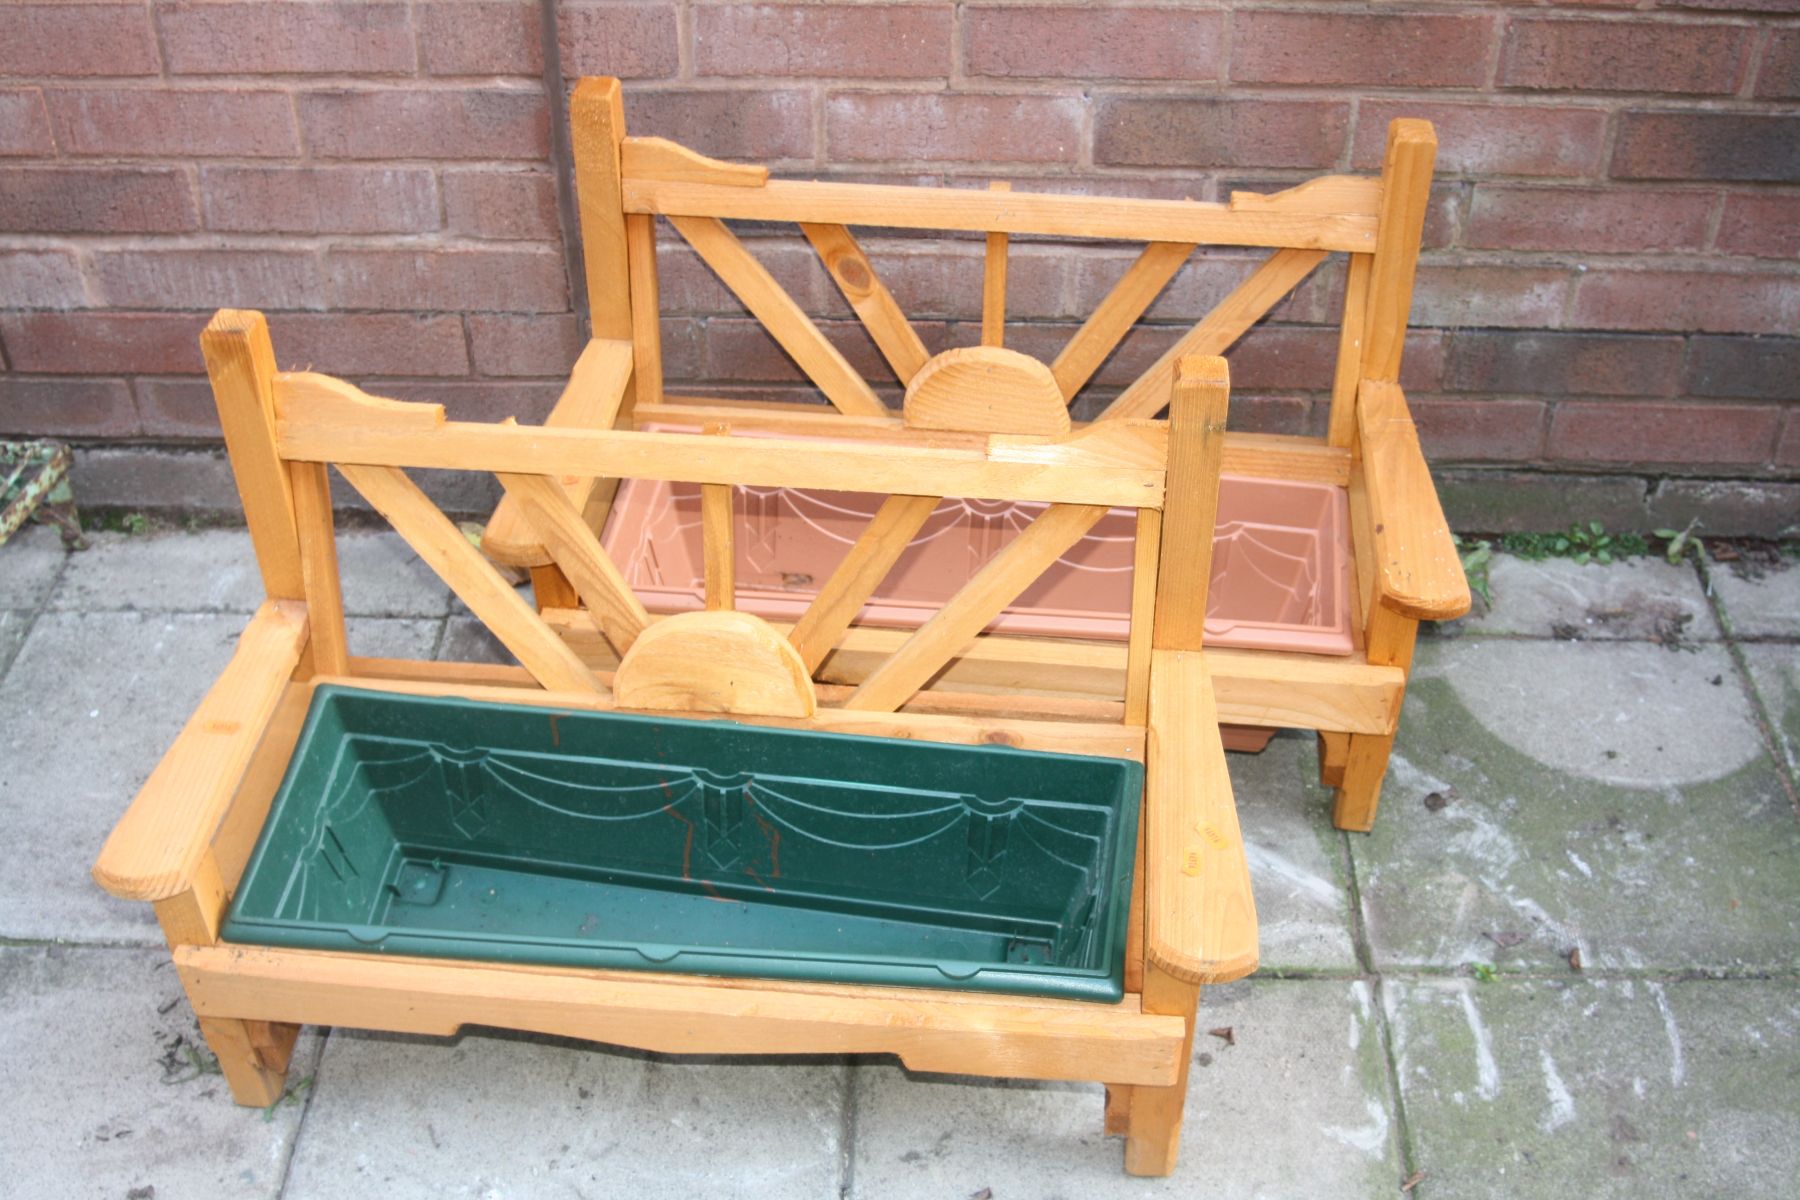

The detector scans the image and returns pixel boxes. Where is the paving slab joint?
[1695,553,1800,815]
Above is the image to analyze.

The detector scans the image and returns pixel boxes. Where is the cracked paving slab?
[1385,976,1800,1200]
[0,610,438,944]
[1709,557,1800,641]
[1741,642,1800,787]
[280,1030,846,1199]
[1353,640,1800,974]
[850,978,1403,1198]
[0,945,322,1200]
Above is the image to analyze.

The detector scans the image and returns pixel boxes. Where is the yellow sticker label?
[1195,823,1230,850]
[1181,847,1203,877]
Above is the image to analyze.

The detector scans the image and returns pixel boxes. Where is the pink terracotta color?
[601,440,1355,657]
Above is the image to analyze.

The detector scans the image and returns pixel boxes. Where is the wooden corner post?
[1122,355,1231,1177]
[203,310,303,601]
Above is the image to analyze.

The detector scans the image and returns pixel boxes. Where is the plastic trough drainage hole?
[1006,938,1054,965]
[388,859,447,907]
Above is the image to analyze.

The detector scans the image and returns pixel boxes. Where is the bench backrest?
[570,75,1435,450]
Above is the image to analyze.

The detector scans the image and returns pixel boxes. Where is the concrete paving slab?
[1741,642,1800,784]
[1354,640,1800,974]
[851,978,1403,1197]
[282,1030,847,1199]
[1385,976,1800,1200]
[0,609,434,943]
[0,522,71,608]
[1440,555,1717,643]
[334,531,453,617]
[0,607,29,679]
[1231,732,1360,972]
[344,615,442,663]
[1710,557,1800,640]
[0,945,322,1200]
[51,529,453,617]
[437,612,516,666]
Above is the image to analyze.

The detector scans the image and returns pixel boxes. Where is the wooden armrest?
[92,600,310,902]
[1356,380,1472,622]
[481,338,635,567]
[1144,649,1259,985]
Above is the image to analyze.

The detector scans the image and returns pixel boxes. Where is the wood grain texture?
[317,672,1146,760]
[1124,507,1162,726]
[278,408,1164,510]
[1152,356,1230,652]
[1360,119,1436,385]
[788,492,939,674]
[902,346,1070,437]
[982,181,1010,347]
[476,338,636,568]
[203,310,303,600]
[626,212,663,408]
[802,222,929,384]
[176,943,1186,1086]
[1327,251,1373,449]
[495,471,650,656]
[700,430,735,611]
[287,460,347,676]
[571,77,633,342]
[92,601,309,902]
[1098,248,1326,421]
[1124,964,1201,1176]
[1227,175,1381,216]
[624,177,1378,253]
[620,135,769,187]
[1052,241,1193,401]
[670,214,887,417]
[1144,649,1258,986]
[338,463,601,694]
[1357,381,1471,621]
[614,610,817,717]
[845,503,1108,713]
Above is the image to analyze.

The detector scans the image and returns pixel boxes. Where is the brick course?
[0,1,1794,534]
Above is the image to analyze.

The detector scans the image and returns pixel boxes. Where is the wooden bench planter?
[485,77,1469,834]
[92,76,1466,1177]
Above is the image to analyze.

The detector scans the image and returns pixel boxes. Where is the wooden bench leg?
[1331,732,1394,832]
[197,1016,297,1107]
[1103,1085,1133,1135]
[1317,731,1349,789]
[1124,966,1201,1176]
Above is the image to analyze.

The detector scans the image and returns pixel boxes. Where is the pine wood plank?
[788,492,939,674]
[1124,507,1162,725]
[626,213,663,408]
[1357,381,1470,621]
[670,214,887,417]
[1327,252,1373,448]
[613,610,817,718]
[92,601,309,902]
[337,463,601,694]
[1152,357,1230,652]
[203,310,303,600]
[571,77,634,342]
[700,425,735,610]
[1098,248,1327,421]
[902,346,1069,437]
[620,135,769,187]
[982,181,1010,347]
[313,671,1146,759]
[624,177,1378,253]
[1144,649,1258,986]
[1124,964,1202,1175]
[287,460,348,676]
[277,405,1165,510]
[495,470,650,656]
[1360,119,1436,384]
[844,503,1109,713]
[176,944,1186,1086]
[1051,241,1194,401]
[476,339,636,568]
[801,222,932,390]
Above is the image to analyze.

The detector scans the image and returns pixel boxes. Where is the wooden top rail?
[620,147,1381,253]
[1357,380,1472,622]
[272,372,1166,510]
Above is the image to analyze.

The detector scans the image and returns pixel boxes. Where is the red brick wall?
[1,1,1796,534]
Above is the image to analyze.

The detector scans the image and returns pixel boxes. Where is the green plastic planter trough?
[225,686,1143,1001]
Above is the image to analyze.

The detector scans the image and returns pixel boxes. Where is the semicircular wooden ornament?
[902,346,1071,437]
[612,610,817,718]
